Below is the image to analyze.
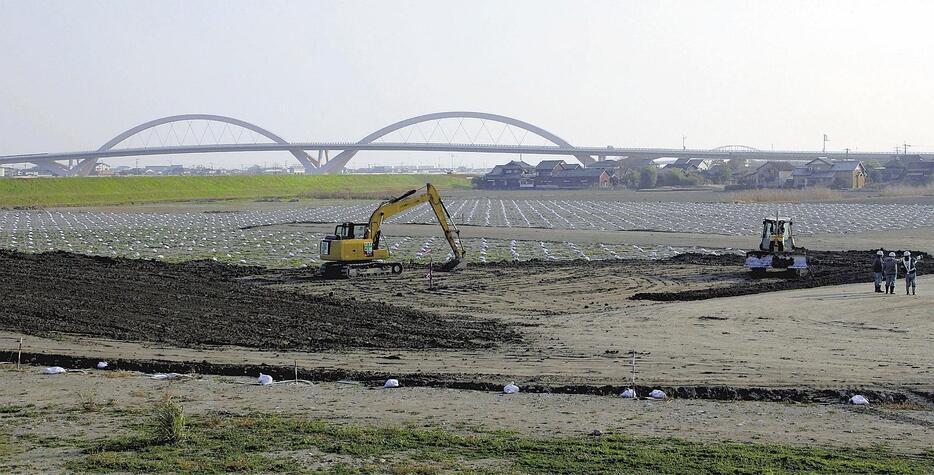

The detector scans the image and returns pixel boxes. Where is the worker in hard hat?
[901,251,920,296]
[871,250,884,293]
[882,251,898,294]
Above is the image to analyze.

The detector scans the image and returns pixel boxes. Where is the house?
[617,157,657,170]
[548,168,610,189]
[741,161,795,188]
[20,166,55,177]
[478,160,535,189]
[93,162,113,176]
[666,158,712,172]
[144,165,185,175]
[792,159,866,189]
[905,160,934,184]
[828,160,867,189]
[585,160,620,176]
[535,160,568,176]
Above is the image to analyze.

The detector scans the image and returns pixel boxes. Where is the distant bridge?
[0,112,918,176]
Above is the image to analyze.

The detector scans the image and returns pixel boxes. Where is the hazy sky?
[2,1,933,168]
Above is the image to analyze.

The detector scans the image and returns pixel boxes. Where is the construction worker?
[872,250,884,293]
[882,251,898,294]
[902,251,921,296]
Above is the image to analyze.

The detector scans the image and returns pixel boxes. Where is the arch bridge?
[0,112,907,175]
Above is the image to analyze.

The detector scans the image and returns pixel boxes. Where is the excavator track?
[319,261,403,279]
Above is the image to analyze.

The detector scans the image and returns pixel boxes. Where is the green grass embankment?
[0,174,472,207]
[67,412,934,473]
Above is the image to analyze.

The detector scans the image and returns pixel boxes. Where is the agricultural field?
[0,198,931,268]
[2,189,934,473]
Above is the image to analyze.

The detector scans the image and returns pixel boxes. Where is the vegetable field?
[0,199,930,267]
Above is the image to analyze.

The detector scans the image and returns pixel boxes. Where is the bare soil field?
[0,250,517,351]
[2,249,930,393]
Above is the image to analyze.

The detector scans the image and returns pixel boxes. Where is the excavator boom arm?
[365,184,466,264]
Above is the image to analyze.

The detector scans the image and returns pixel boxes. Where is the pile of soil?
[632,250,930,301]
[0,250,519,351]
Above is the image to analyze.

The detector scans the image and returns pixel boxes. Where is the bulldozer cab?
[759,218,795,252]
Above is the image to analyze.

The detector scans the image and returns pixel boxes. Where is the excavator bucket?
[440,258,467,272]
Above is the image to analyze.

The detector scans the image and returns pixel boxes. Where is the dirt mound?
[632,250,930,301]
[0,250,519,351]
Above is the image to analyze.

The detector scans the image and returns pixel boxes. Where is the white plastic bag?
[42,366,66,375]
[503,383,520,394]
[151,372,183,380]
[383,378,400,388]
[96,361,108,369]
[258,373,274,385]
[849,395,869,405]
[648,389,667,399]
[620,388,636,398]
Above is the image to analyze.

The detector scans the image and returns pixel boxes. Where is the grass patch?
[0,174,472,208]
[875,183,934,197]
[67,412,934,474]
[152,395,185,445]
[0,404,39,418]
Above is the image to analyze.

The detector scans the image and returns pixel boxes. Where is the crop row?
[0,223,718,268]
[2,200,930,237]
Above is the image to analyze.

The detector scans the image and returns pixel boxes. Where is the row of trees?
[615,164,734,189]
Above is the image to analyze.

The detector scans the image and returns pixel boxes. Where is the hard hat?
[888,252,896,257]
[876,250,883,256]
[903,251,911,257]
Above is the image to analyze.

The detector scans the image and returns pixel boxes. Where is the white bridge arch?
[72,114,317,176]
[316,111,595,173]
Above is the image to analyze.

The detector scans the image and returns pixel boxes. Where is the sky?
[1,0,933,169]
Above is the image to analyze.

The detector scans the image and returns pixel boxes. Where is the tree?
[658,168,701,187]
[863,159,882,184]
[638,166,657,189]
[709,164,733,184]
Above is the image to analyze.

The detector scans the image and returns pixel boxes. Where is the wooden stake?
[17,338,22,370]
[630,349,636,388]
[294,360,298,384]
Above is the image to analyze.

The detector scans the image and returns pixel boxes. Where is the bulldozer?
[745,217,808,277]
[318,183,466,278]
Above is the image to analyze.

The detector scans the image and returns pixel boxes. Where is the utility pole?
[822,134,829,153]
[682,135,687,150]
[903,142,911,155]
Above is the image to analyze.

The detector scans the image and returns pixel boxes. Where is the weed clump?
[153,394,185,444]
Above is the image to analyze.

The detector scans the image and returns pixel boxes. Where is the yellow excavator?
[318,183,466,278]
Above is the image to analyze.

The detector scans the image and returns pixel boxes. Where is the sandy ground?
[4,281,931,391]
[1,367,932,464]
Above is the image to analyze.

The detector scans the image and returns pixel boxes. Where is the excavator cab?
[319,222,388,267]
[318,184,466,278]
[746,217,808,277]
